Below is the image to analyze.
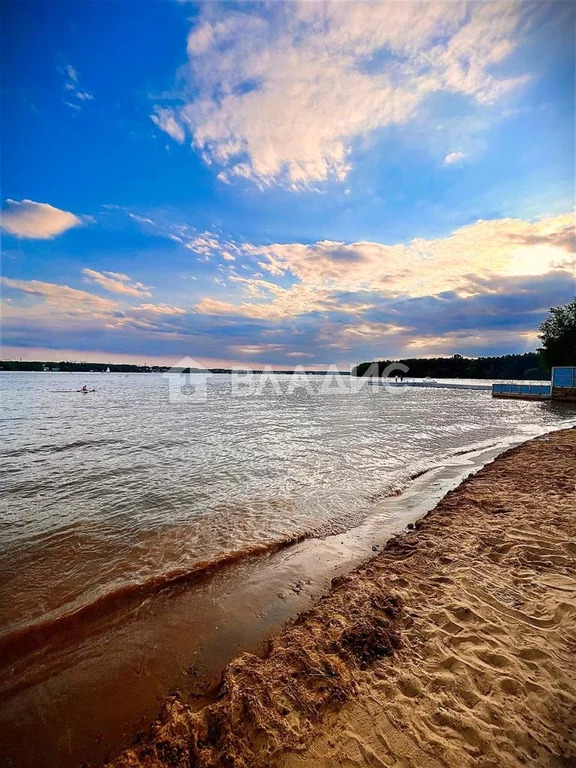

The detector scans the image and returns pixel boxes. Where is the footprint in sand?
[515,647,551,662]
[475,650,511,669]
[397,676,422,698]
[499,676,524,696]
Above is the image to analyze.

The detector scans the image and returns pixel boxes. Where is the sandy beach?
[109,426,576,768]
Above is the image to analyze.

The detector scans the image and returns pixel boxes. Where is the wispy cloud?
[444,151,467,165]
[1,199,83,239]
[127,212,244,264]
[153,2,533,188]
[61,63,94,109]
[81,268,153,297]
[151,109,185,143]
[1,276,116,312]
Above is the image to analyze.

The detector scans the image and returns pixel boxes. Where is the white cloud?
[444,151,467,165]
[1,277,116,313]
[229,343,287,356]
[103,270,132,281]
[138,217,247,264]
[134,303,188,315]
[128,213,156,226]
[82,268,153,297]
[1,277,191,337]
[257,212,574,291]
[65,64,78,83]
[61,63,94,106]
[1,199,83,239]
[151,108,185,143]
[340,322,412,338]
[154,2,531,187]
[195,212,575,318]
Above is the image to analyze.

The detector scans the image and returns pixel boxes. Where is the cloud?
[3,209,573,367]
[61,63,94,107]
[154,2,532,187]
[340,322,412,338]
[444,151,467,165]
[128,213,156,226]
[229,343,286,356]
[193,212,574,320]
[3,269,574,367]
[1,277,116,313]
[151,108,185,143]
[1,277,193,345]
[128,214,247,264]
[134,303,188,316]
[81,268,153,297]
[196,281,373,320]
[1,199,83,239]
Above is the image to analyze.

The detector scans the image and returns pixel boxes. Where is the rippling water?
[1,371,574,646]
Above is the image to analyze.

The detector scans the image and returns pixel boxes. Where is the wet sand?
[109,427,576,768]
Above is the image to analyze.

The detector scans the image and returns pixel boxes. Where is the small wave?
[365,466,436,504]
[0,438,125,459]
[450,441,503,457]
[0,532,308,666]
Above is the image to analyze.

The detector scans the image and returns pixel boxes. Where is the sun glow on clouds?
[2,207,574,365]
[194,213,575,319]
[0,276,194,344]
[0,277,116,312]
[153,1,531,187]
[3,0,573,368]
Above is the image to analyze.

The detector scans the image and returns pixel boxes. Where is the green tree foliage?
[538,297,576,367]
[523,368,549,381]
[352,352,547,379]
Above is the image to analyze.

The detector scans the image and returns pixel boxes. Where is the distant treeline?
[352,352,549,380]
[0,360,169,373]
[0,360,351,375]
[0,354,550,379]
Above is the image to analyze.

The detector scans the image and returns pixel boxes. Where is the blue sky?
[1,0,574,367]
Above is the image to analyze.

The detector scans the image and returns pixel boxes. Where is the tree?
[524,368,549,381]
[538,297,576,368]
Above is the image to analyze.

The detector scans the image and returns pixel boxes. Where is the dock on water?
[368,380,491,391]
[365,366,576,402]
[491,366,576,402]
[492,382,551,400]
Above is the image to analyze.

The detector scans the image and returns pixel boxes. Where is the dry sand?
[109,427,576,768]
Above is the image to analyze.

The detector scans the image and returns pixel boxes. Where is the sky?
[1,0,575,369]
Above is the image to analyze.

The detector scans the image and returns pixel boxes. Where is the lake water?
[1,371,574,646]
[1,371,575,766]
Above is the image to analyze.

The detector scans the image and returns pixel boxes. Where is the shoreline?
[1,424,574,768]
[109,427,576,768]
[0,437,524,768]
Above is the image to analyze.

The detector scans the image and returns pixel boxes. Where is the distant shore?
[110,427,576,768]
[0,349,550,380]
